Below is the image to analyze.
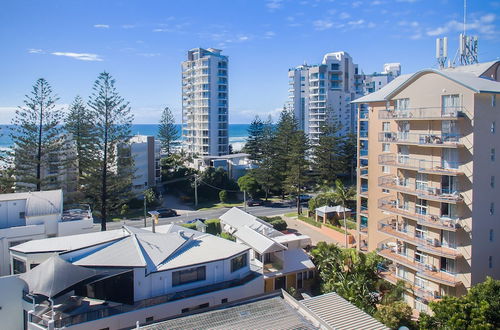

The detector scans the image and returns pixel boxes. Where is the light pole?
[148,210,159,233]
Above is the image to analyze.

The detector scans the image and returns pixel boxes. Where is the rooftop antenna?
[436,37,448,69]
[453,0,478,66]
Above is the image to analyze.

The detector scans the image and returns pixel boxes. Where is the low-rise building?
[192,153,254,180]
[0,189,93,276]
[122,135,161,194]
[10,224,262,330]
[220,207,315,293]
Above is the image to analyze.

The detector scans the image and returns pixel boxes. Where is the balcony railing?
[31,272,261,329]
[360,130,368,138]
[360,167,368,178]
[378,197,460,231]
[378,132,462,147]
[378,154,464,175]
[377,240,461,287]
[360,110,369,119]
[360,149,368,157]
[379,106,465,120]
[360,205,368,215]
[377,217,461,259]
[378,175,463,203]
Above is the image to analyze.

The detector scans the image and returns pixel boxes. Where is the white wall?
[0,275,27,330]
[0,199,27,229]
[57,218,93,236]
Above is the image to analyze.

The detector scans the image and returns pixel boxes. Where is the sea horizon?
[0,123,250,151]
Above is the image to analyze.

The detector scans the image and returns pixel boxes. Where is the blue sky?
[0,0,498,124]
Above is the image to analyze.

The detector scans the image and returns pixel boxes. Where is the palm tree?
[332,179,356,248]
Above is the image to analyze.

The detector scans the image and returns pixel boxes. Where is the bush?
[205,219,222,235]
[260,216,282,223]
[344,219,357,230]
[219,232,236,241]
[181,223,196,230]
[269,218,287,231]
[298,215,321,228]
[323,223,347,234]
[219,190,228,203]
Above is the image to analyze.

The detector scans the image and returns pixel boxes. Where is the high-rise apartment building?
[353,61,500,314]
[363,63,401,94]
[287,52,364,142]
[182,48,229,156]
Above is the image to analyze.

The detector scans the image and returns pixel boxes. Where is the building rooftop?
[315,205,351,214]
[140,291,388,330]
[233,225,286,254]
[353,61,500,104]
[220,207,281,237]
[300,292,388,330]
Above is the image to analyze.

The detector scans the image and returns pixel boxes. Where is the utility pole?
[143,195,147,227]
[244,190,247,212]
[194,175,198,207]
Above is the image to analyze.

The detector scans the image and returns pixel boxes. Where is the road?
[92,204,298,232]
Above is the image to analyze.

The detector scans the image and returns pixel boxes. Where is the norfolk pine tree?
[242,116,264,161]
[312,122,344,187]
[65,95,96,190]
[284,129,309,214]
[10,78,64,191]
[273,109,298,198]
[253,117,278,200]
[158,106,179,156]
[87,72,134,231]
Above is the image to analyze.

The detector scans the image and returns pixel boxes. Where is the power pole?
[244,190,247,212]
[194,175,198,207]
[143,196,147,227]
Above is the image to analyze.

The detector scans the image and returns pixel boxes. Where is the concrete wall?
[0,199,27,229]
[0,225,46,275]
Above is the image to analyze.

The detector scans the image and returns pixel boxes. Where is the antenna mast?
[455,0,478,66]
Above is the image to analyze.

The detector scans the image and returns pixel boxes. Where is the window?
[382,188,390,194]
[415,299,428,313]
[489,256,493,269]
[230,254,247,272]
[172,266,206,286]
[490,203,495,216]
[382,166,390,174]
[221,298,228,304]
[492,121,496,134]
[491,148,496,161]
[19,212,25,219]
[274,276,286,290]
[382,143,390,152]
[490,229,494,242]
[442,94,460,115]
[395,98,409,111]
[491,176,496,189]
[382,122,390,132]
[297,272,303,289]
[13,258,26,274]
[416,199,428,215]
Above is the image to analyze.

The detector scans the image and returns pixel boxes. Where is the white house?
[0,189,93,276]
[219,207,315,293]
[8,224,263,330]
[192,153,254,180]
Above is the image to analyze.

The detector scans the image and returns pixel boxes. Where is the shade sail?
[20,254,98,298]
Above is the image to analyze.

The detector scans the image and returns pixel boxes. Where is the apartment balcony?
[378,154,464,176]
[378,106,465,120]
[377,217,461,259]
[378,175,463,203]
[360,149,368,158]
[378,132,463,148]
[359,185,368,198]
[360,205,368,216]
[377,240,461,287]
[359,167,368,179]
[378,197,460,232]
[360,130,368,139]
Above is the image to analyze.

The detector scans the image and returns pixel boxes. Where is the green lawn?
[111,208,146,222]
[284,212,298,218]
[195,201,244,211]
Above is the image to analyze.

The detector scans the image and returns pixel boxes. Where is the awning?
[20,254,98,298]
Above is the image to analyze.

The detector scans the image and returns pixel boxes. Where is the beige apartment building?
[353,61,500,313]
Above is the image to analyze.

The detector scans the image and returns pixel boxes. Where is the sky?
[0,0,499,124]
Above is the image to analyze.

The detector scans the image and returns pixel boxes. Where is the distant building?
[353,60,500,314]
[0,189,93,276]
[121,135,161,194]
[288,51,364,142]
[9,224,262,330]
[363,63,402,94]
[220,207,315,293]
[194,153,254,180]
[182,48,229,157]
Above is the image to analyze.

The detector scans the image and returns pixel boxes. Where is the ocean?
[0,124,250,152]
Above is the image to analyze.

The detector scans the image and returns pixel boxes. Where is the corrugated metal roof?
[220,207,281,237]
[141,295,316,330]
[300,292,388,330]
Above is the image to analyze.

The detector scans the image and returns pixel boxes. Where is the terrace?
[378,154,464,176]
[378,106,465,120]
[378,132,463,148]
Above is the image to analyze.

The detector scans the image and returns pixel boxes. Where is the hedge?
[205,219,222,235]
[219,232,236,241]
[323,223,348,234]
[269,219,287,231]
[297,215,321,228]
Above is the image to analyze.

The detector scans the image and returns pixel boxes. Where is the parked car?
[246,199,264,206]
[299,194,312,202]
[186,218,206,224]
[156,208,178,218]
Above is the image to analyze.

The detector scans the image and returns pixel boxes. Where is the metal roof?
[300,292,388,330]
[233,225,286,254]
[220,207,281,237]
[0,190,63,217]
[315,205,351,214]
[141,295,316,330]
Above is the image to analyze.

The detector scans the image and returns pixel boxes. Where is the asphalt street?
[92,204,298,232]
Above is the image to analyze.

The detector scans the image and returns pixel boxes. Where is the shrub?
[219,232,236,241]
[205,219,222,235]
[344,219,357,230]
[219,190,228,203]
[260,216,282,223]
[269,219,287,231]
[323,223,347,234]
[181,223,196,230]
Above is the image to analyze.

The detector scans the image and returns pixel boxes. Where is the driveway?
[283,216,341,246]
[161,194,194,215]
